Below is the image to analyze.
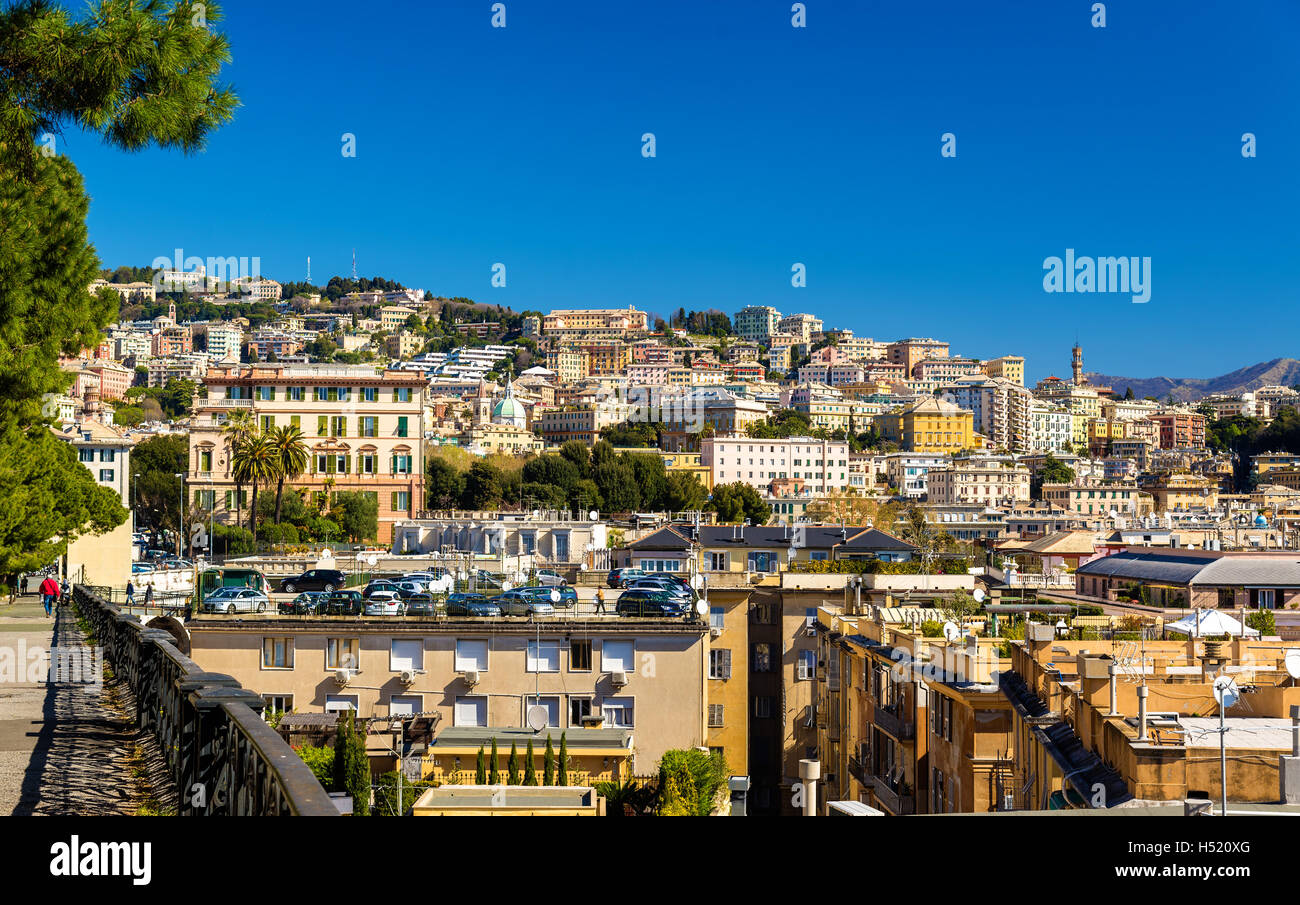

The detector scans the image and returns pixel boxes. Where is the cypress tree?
[489,737,499,785]
[507,741,520,785]
[524,738,538,786]
[475,745,486,785]
[543,735,555,786]
[558,732,569,786]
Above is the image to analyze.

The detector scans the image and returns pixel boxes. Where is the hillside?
[1089,358,1300,402]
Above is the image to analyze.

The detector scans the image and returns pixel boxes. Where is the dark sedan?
[318,590,365,616]
[615,589,689,617]
[279,569,348,594]
[445,593,501,617]
[278,591,323,615]
[404,594,442,617]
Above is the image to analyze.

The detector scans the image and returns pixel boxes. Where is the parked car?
[615,589,687,617]
[517,585,577,608]
[607,567,647,588]
[444,593,500,617]
[319,590,365,616]
[364,591,406,616]
[625,577,696,603]
[278,591,323,615]
[470,569,504,589]
[390,580,430,600]
[362,580,402,599]
[404,594,441,617]
[534,569,567,587]
[201,587,269,614]
[492,589,555,617]
[279,569,347,594]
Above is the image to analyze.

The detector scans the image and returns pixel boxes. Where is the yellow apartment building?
[875,397,975,453]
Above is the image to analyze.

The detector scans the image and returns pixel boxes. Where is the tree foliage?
[706,482,771,525]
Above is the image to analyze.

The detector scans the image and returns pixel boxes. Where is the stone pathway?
[0,595,166,815]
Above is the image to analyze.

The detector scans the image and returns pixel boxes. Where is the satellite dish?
[550,589,561,603]
[588,510,599,521]
[942,621,960,642]
[501,580,513,591]
[1285,649,1300,679]
[690,573,705,590]
[694,600,709,616]
[525,705,548,732]
[1212,675,1240,710]
[366,554,378,566]
[973,588,986,603]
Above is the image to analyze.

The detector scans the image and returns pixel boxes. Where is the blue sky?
[66,0,1299,382]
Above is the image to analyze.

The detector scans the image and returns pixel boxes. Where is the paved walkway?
[0,595,160,815]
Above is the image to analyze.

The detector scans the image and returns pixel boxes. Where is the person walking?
[144,583,154,607]
[59,578,69,606]
[594,586,607,615]
[39,575,58,617]
[125,581,136,606]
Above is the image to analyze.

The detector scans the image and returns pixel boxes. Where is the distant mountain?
[1088,358,1300,403]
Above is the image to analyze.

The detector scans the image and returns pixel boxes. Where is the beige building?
[189,363,426,543]
[52,420,134,587]
[188,612,710,776]
[927,460,1030,506]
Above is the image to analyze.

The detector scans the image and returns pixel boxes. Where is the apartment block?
[188,363,426,542]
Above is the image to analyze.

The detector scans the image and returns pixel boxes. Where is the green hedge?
[787,557,970,575]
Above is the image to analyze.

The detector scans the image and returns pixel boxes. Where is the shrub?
[296,744,335,789]
[1247,609,1277,636]
[920,619,944,638]
[655,748,728,816]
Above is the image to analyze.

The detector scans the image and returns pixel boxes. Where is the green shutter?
[291,415,300,430]
[397,416,408,438]
[318,415,327,436]
[391,492,398,510]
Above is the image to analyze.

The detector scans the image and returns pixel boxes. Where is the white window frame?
[325,694,358,712]
[261,637,294,670]
[527,639,560,673]
[602,696,635,729]
[389,694,421,717]
[454,639,489,672]
[602,640,634,673]
[454,694,488,727]
[326,637,359,671]
[390,639,424,673]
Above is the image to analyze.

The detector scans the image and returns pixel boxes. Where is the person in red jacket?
[39,576,59,616]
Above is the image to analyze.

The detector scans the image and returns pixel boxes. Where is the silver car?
[202,587,268,614]
[493,590,554,617]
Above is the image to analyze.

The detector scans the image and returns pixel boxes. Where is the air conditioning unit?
[611,669,629,688]
[333,668,352,686]
[709,627,722,638]
[399,668,417,687]
[461,669,480,687]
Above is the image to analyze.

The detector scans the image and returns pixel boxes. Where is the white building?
[1029,399,1073,452]
[702,436,850,496]
[926,460,1031,506]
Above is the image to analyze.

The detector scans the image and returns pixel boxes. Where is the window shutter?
[391,492,398,510]
[318,415,327,436]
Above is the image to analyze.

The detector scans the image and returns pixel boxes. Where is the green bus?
[197,567,272,603]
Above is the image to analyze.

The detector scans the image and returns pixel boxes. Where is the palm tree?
[269,424,309,523]
[232,432,280,544]
[221,410,256,532]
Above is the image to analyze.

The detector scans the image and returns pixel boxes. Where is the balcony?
[868,774,915,815]
[208,397,254,408]
[872,705,915,741]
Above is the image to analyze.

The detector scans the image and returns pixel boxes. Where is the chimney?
[1136,685,1149,740]
[1109,662,1118,715]
[798,759,821,817]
